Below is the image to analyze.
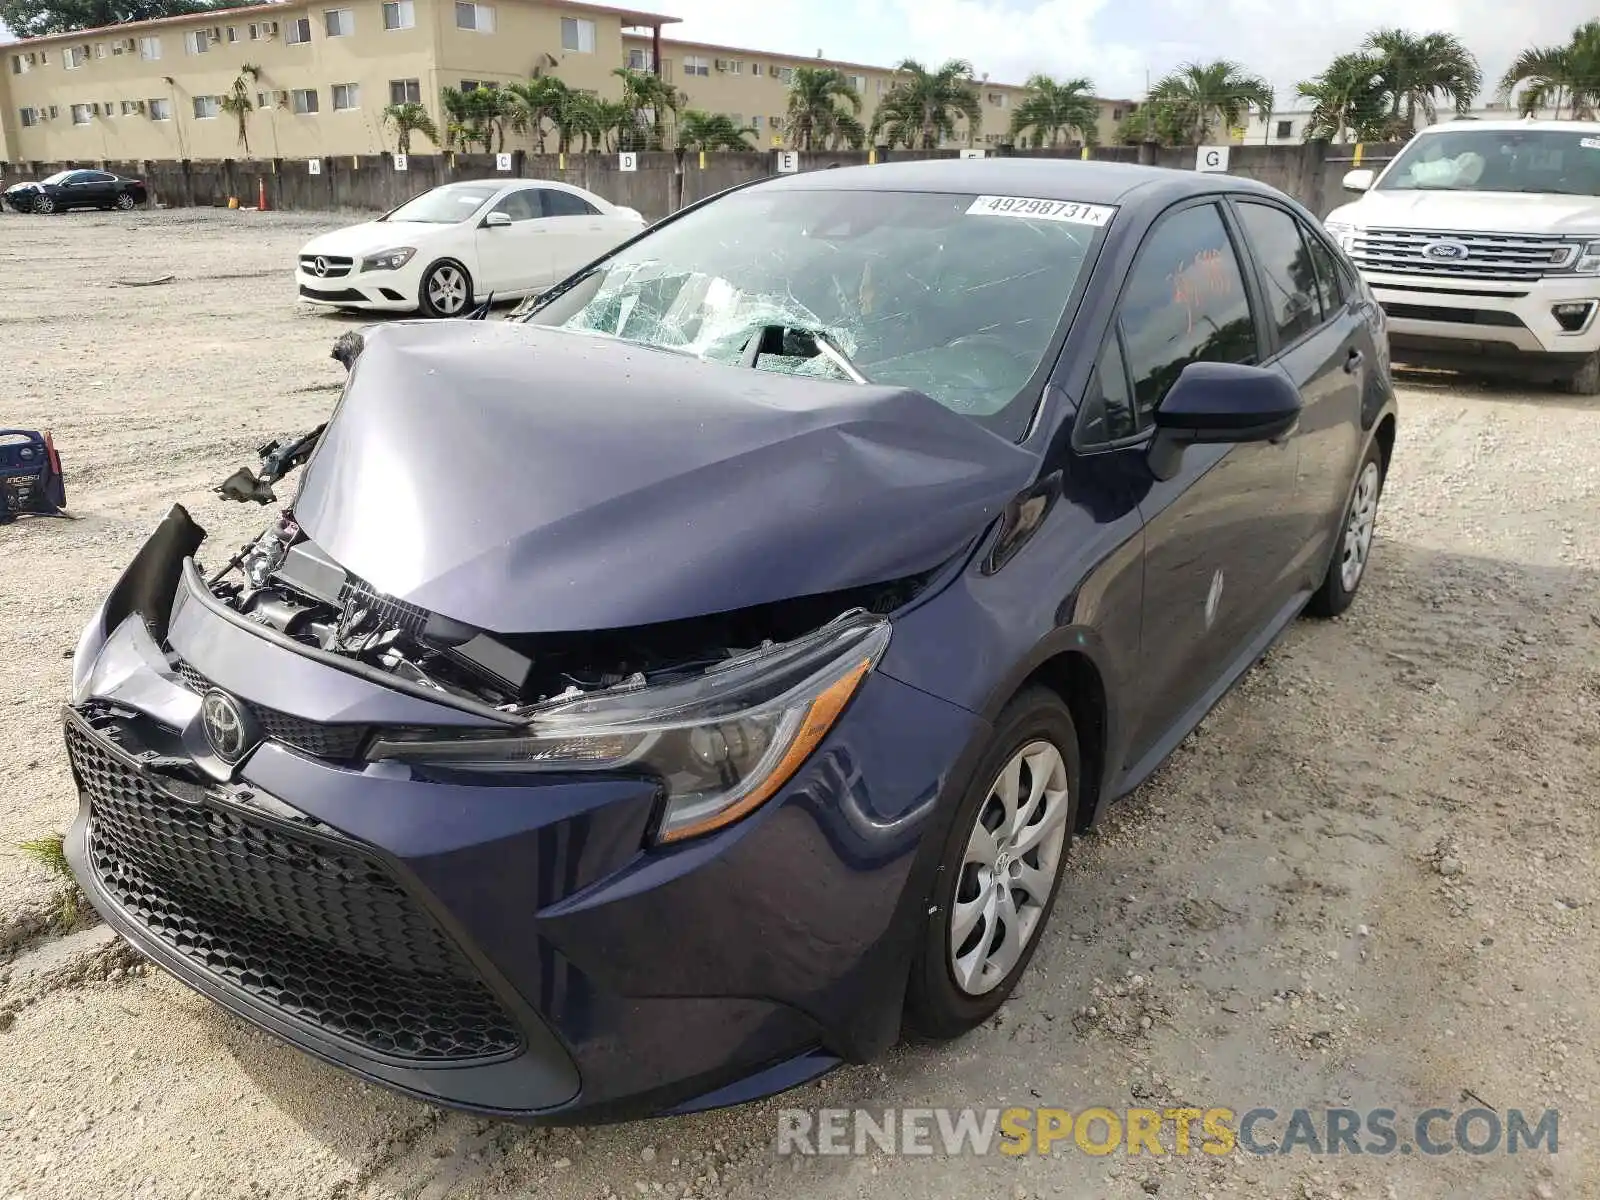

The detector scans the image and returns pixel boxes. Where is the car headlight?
[367,610,892,843]
[360,247,417,272]
[1323,221,1357,252]
[1567,240,1600,276]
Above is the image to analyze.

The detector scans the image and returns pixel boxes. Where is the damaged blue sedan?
[63,159,1396,1121]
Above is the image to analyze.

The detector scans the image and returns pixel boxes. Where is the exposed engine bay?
[208,510,931,713]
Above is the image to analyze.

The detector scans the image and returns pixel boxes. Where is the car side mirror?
[483,211,512,228]
[1148,361,1303,481]
[1342,168,1375,193]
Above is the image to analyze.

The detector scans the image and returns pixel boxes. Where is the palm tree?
[1146,60,1273,144]
[1296,53,1389,141]
[613,67,681,150]
[1008,74,1100,148]
[382,102,439,155]
[677,110,757,151]
[1498,20,1600,119]
[441,86,473,151]
[1362,29,1481,133]
[220,64,260,155]
[1114,103,1187,146]
[782,66,864,150]
[506,76,570,152]
[871,58,982,149]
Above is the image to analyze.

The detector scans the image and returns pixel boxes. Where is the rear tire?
[1307,440,1385,618]
[115,192,136,211]
[905,687,1079,1040]
[1560,351,1600,397]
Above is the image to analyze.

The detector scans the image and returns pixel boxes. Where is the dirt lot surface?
[0,208,1596,1200]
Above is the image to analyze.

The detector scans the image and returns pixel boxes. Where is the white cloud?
[647,0,1597,105]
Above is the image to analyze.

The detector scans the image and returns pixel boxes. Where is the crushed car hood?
[290,321,1039,633]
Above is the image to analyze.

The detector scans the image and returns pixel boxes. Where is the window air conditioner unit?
[112,43,124,54]
[274,89,288,105]
[135,99,146,112]
[714,59,727,71]
[127,37,138,49]
[267,21,279,35]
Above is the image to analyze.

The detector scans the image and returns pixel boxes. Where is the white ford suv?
[1324,119,1600,395]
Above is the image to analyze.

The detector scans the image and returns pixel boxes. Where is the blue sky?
[2,0,1593,108]
[637,0,1596,106]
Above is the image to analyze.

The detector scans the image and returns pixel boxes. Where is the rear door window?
[541,189,600,217]
[1234,201,1321,346]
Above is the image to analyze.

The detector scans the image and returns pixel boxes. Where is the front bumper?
[295,265,420,311]
[62,518,980,1120]
[1363,271,1600,367]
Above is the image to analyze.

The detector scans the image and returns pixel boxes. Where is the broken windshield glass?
[522,188,1111,439]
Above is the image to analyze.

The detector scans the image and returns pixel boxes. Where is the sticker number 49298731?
[966,195,1117,226]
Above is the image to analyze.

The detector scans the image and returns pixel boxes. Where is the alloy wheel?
[35,195,54,214]
[116,192,135,210]
[1340,461,1381,592]
[949,739,1072,996]
[427,265,468,316]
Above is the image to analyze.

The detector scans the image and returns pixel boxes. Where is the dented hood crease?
[291,321,1040,633]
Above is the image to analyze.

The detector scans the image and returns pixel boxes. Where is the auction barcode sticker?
[966,195,1116,226]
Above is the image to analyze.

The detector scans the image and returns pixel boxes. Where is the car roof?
[752,158,1292,211]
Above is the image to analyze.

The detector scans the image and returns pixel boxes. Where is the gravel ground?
[0,208,1597,1200]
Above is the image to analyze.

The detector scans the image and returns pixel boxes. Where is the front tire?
[1560,351,1600,397]
[418,259,473,318]
[905,687,1080,1040]
[1307,440,1385,618]
[33,194,55,214]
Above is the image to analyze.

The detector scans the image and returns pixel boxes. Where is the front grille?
[1351,229,1574,283]
[298,254,353,278]
[67,719,524,1062]
[299,285,366,303]
[172,660,369,761]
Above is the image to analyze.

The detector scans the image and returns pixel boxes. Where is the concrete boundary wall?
[1,142,1405,223]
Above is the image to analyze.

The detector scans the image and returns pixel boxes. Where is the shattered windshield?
[523,188,1111,438]
[1379,129,1600,195]
[384,182,501,223]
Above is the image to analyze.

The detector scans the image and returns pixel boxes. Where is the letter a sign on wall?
[1196,145,1231,173]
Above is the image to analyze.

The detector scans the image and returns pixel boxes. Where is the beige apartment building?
[0,0,1131,163]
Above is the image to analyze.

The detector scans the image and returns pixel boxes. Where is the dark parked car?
[63,160,1395,1122]
[4,168,148,213]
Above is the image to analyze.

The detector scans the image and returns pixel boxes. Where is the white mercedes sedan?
[295,179,646,317]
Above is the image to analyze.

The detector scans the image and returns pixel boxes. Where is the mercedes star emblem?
[313,256,330,277]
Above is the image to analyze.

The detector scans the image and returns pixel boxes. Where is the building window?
[187,30,214,54]
[460,79,481,92]
[325,8,354,36]
[683,55,709,77]
[987,92,1006,107]
[848,74,864,92]
[769,113,783,129]
[724,60,743,75]
[626,47,652,71]
[750,115,762,130]
[20,106,39,126]
[389,78,421,105]
[291,88,319,114]
[560,16,595,52]
[120,99,141,115]
[751,62,762,76]
[10,54,27,74]
[382,1,414,30]
[1275,119,1293,139]
[149,97,171,120]
[64,46,88,69]
[193,95,220,119]
[455,2,494,32]
[775,66,794,83]
[225,26,238,42]
[332,82,360,110]
[93,42,106,58]
[285,17,312,44]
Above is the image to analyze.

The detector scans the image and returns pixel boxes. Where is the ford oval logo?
[1423,239,1470,261]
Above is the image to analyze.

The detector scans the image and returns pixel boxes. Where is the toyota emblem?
[1423,239,1470,262]
[313,256,330,277]
[200,689,254,763]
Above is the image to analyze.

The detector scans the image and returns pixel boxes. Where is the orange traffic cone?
[258,177,268,211]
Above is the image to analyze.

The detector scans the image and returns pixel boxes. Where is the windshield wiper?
[740,324,870,384]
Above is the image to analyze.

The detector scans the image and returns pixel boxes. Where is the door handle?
[1343,349,1364,374]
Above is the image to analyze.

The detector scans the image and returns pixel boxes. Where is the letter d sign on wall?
[1196,145,1231,173]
